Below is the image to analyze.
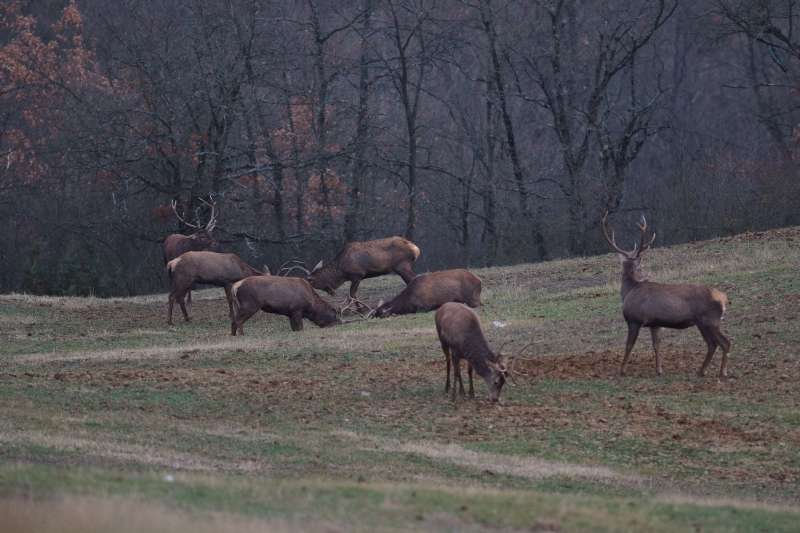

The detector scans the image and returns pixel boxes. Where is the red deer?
[308,237,420,299]
[230,276,341,334]
[163,199,221,308]
[374,269,481,318]
[602,213,731,378]
[166,251,264,325]
[435,302,513,402]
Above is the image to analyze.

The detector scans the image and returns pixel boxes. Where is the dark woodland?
[2,0,798,296]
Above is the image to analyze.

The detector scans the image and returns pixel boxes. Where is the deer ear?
[312,260,323,272]
[263,265,271,275]
[617,253,628,263]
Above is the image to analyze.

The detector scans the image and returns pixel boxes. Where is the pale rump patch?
[231,279,245,299]
[409,242,421,260]
[166,257,182,272]
[710,288,728,318]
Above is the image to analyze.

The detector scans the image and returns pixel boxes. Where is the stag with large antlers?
[602,213,731,379]
[435,302,514,402]
[163,198,221,309]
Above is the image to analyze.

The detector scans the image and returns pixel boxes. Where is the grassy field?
[1,228,799,532]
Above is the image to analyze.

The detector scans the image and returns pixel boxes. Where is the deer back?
[409,269,481,308]
[176,252,256,283]
[337,236,420,275]
[623,282,727,327]
[435,303,493,362]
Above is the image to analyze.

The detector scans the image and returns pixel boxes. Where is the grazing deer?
[602,213,731,378]
[374,269,481,318]
[308,237,420,300]
[230,276,341,334]
[435,302,513,402]
[166,251,264,325]
[163,199,221,309]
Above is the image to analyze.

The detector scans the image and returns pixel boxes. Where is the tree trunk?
[345,0,374,242]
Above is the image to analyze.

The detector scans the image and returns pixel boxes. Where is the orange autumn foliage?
[234,96,348,229]
[0,1,100,185]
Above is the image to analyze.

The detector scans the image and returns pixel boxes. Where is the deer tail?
[166,257,181,281]
[710,288,728,320]
[231,279,244,319]
[409,242,421,260]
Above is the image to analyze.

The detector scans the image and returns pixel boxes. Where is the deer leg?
[441,343,451,393]
[452,355,463,402]
[349,279,362,299]
[620,322,641,376]
[223,284,234,320]
[167,292,176,325]
[186,289,192,312]
[713,328,731,379]
[289,312,304,331]
[467,363,474,398]
[347,279,367,312]
[697,325,718,377]
[395,263,416,284]
[650,327,663,376]
[176,291,190,322]
[231,307,256,336]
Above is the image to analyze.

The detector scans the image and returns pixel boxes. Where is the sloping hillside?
[1,228,799,532]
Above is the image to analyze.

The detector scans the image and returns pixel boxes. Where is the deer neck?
[317,264,345,290]
[620,266,646,301]
[464,333,495,378]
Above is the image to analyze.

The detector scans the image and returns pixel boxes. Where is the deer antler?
[198,197,218,232]
[171,200,204,230]
[496,340,513,355]
[338,296,375,319]
[601,211,636,258]
[602,211,656,258]
[172,198,218,232]
[506,343,537,379]
[633,214,656,257]
[278,259,311,277]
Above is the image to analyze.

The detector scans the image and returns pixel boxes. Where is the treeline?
[1,0,798,296]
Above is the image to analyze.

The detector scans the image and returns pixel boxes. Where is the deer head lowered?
[602,212,731,379]
[435,302,518,403]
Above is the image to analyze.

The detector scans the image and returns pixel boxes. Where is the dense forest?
[1,0,798,296]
